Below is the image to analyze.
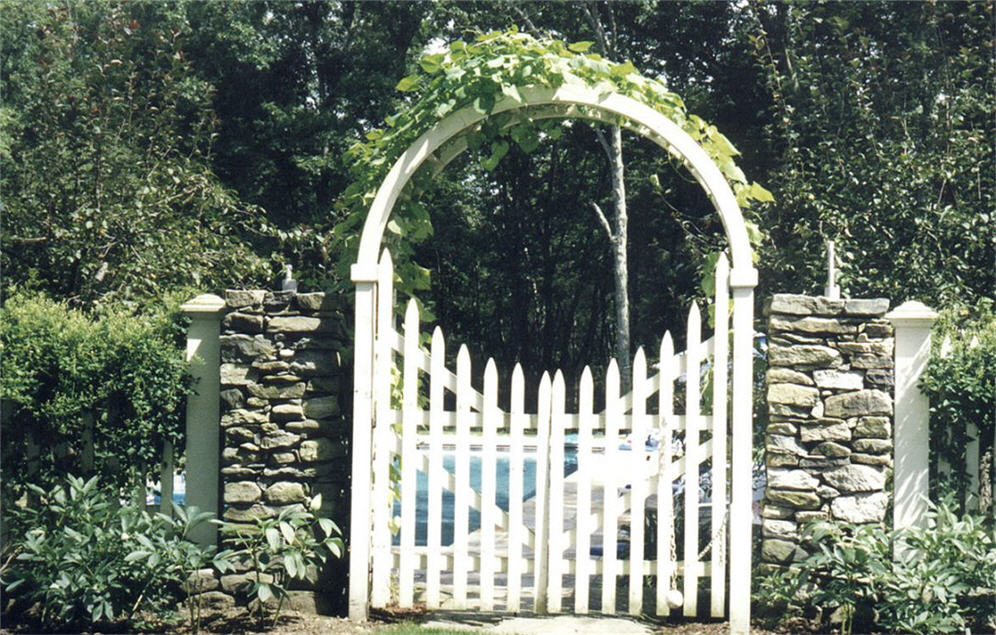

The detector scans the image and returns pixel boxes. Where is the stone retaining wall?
[761,294,894,571]
[189,289,350,612]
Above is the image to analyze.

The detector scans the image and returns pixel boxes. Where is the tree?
[0,1,270,307]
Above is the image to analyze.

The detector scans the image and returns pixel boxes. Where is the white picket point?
[710,255,730,617]
[481,359,499,610]
[371,249,395,608]
[426,327,446,608]
[629,348,648,616]
[547,371,567,612]
[574,366,595,614]
[601,359,621,614]
[399,300,420,607]
[507,364,526,612]
[533,372,552,613]
[657,331,676,616]
[454,344,472,607]
[683,302,702,617]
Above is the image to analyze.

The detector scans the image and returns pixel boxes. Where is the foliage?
[0,0,271,306]
[1,475,221,632]
[920,306,996,508]
[748,1,994,307]
[335,29,772,300]
[216,495,344,627]
[756,503,996,634]
[0,291,191,504]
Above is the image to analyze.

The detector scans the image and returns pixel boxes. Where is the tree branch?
[512,3,540,35]
[589,202,614,240]
[593,128,613,164]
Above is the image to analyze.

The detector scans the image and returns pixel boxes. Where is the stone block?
[225,426,256,444]
[303,396,340,420]
[767,435,808,456]
[768,344,843,369]
[767,469,819,491]
[225,289,266,308]
[821,464,886,493]
[766,368,814,386]
[767,454,800,468]
[853,438,891,454]
[762,518,798,539]
[852,453,892,466]
[799,457,849,469]
[225,481,262,504]
[224,312,264,333]
[766,489,821,510]
[824,389,892,418]
[795,511,828,524]
[812,370,864,391]
[222,504,273,522]
[220,334,275,363]
[220,363,253,386]
[854,416,891,438]
[295,293,341,312]
[247,381,307,400]
[221,572,273,594]
[767,383,820,407]
[851,354,893,369]
[762,538,806,563]
[271,403,305,421]
[261,430,301,450]
[308,376,341,394]
[221,409,268,427]
[268,316,333,334]
[192,591,236,612]
[186,568,220,593]
[299,438,343,462]
[766,422,798,435]
[761,505,794,519]
[770,316,857,334]
[263,373,305,384]
[862,321,893,338]
[864,369,894,388]
[286,419,325,434]
[813,441,851,458]
[768,294,845,316]
[264,482,307,504]
[844,298,890,316]
[835,340,893,356]
[800,420,851,443]
[816,485,841,499]
[220,388,245,410]
[290,350,341,377]
[831,492,888,523]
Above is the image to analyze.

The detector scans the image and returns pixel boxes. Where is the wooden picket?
[360,249,745,620]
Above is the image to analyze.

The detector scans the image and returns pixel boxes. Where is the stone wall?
[761,294,894,570]
[192,289,350,611]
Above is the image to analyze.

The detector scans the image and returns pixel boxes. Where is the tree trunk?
[607,125,631,386]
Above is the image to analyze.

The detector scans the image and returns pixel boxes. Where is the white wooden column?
[180,293,226,547]
[349,269,378,621]
[728,269,756,635]
[887,301,938,533]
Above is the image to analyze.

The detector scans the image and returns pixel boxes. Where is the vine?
[335,29,771,298]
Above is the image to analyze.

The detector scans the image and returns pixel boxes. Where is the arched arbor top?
[351,83,758,289]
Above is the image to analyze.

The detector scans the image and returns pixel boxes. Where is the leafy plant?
[216,494,344,627]
[756,501,996,634]
[1,475,219,632]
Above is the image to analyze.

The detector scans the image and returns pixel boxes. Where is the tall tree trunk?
[607,125,631,385]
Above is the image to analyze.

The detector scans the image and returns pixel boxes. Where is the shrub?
[1,475,221,632]
[0,291,191,505]
[756,501,996,634]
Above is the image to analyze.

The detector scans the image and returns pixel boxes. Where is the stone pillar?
[182,293,227,547]
[761,294,894,571]
[886,301,937,532]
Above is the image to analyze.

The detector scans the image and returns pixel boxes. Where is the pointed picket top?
[606,358,620,392]
[538,370,552,399]
[660,331,674,365]
[552,369,566,398]
[715,251,730,279]
[580,365,593,400]
[484,358,499,403]
[431,326,445,357]
[633,347,647,390]
[688,301,701,334]
[377,248,394,283]
[457,344,471,385]
[404,298,419,330]
[511,363,525,414]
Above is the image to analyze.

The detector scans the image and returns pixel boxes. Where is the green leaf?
[395,75,420,92]
[419,53,445,74]
[258,582,273,603]
[568,41,594,52]
[265,526,281,550]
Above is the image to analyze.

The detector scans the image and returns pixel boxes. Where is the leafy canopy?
[335,29,771,298]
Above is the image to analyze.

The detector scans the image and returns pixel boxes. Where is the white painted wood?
[601,359,621,615]
[887,301,938,533]
[657,331,676,616]
[507,364,526,612]
[683,303,702,617]
[159,440,174,516]
[353,85,755,281]
[370,250,395,608]
[348,281,376,621]
[180,293,226,548]
[453,344,472,607]
[426,327,445,608]
[575,367,595,615]
[481,358,499,610]
[533,372,552,613]
[399,300,420,607]
[629,348,648,616]
[547,371,567,612]
[728,285,755,635]
[710,255,730,617]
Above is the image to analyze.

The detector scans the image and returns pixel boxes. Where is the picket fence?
[359,249,750,618]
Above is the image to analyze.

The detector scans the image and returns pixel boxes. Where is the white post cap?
[885,301,938,327]
[180,293,226,316]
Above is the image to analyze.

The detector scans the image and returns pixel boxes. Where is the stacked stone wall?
[189,289,350,612]
[761,294,894,571]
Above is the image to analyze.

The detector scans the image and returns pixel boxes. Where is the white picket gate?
[356,249,750,619]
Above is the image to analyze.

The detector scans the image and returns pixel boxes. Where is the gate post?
[181,293,226,547]
[886,301,937,532]
[728,271,757,635]
[348,269,378,621]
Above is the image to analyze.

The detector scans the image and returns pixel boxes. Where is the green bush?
[0,291,191,504]
[1,475,220,632]
[920,308,995,507]
[756,501,996,634]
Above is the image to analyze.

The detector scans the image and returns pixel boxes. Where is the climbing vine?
[335,29,771,297]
